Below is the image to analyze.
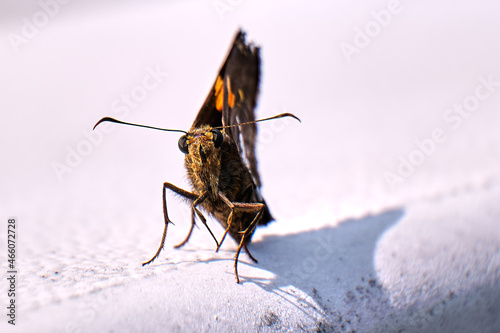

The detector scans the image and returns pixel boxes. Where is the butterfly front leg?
[142,182,218,266]
[174,191,220,249]
[142,182,194,266]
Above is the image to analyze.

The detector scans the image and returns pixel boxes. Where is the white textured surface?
[1,1,500,332]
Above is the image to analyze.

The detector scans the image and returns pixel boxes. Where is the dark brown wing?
[192,30,272,225]
[191,29,261,187]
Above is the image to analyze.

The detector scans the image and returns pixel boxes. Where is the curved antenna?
[214,113,301,130]
[93,117,187,134]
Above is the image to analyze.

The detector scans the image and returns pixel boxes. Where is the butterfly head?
[178,125,224,163]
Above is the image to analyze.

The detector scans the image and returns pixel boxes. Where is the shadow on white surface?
[240,208,500,332]
[246,209,404,331]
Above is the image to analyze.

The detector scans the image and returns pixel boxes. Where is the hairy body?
[184,125,271,246]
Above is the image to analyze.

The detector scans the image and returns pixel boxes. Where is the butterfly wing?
[192,30,272,225]
[192,30,261,187]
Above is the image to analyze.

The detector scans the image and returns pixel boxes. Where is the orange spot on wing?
[227,78,235,108]
[215,76,223,111]
[215,76,235,111]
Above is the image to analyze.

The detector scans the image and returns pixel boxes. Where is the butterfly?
[94,30,299,283]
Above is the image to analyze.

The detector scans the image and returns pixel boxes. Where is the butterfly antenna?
[215,113,301,130]
[93,117,187,134]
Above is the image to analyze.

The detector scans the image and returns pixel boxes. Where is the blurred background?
[2,0,499,223]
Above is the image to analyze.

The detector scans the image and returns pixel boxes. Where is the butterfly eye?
[211,129,224,148]
[178,135,189,154]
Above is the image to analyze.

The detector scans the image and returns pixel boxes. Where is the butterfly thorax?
[184,125,252,204]
[184,125,221,198]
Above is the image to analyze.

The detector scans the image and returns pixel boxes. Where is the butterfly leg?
[143,182,197,266]
[243,243,258,263]
[174,191,219,249]
[217,193,264,283]
[234,205,264,283]
[173,210,195,249]
[216,212,258,261]
[216,209,233,253]
[216,193,239,252]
